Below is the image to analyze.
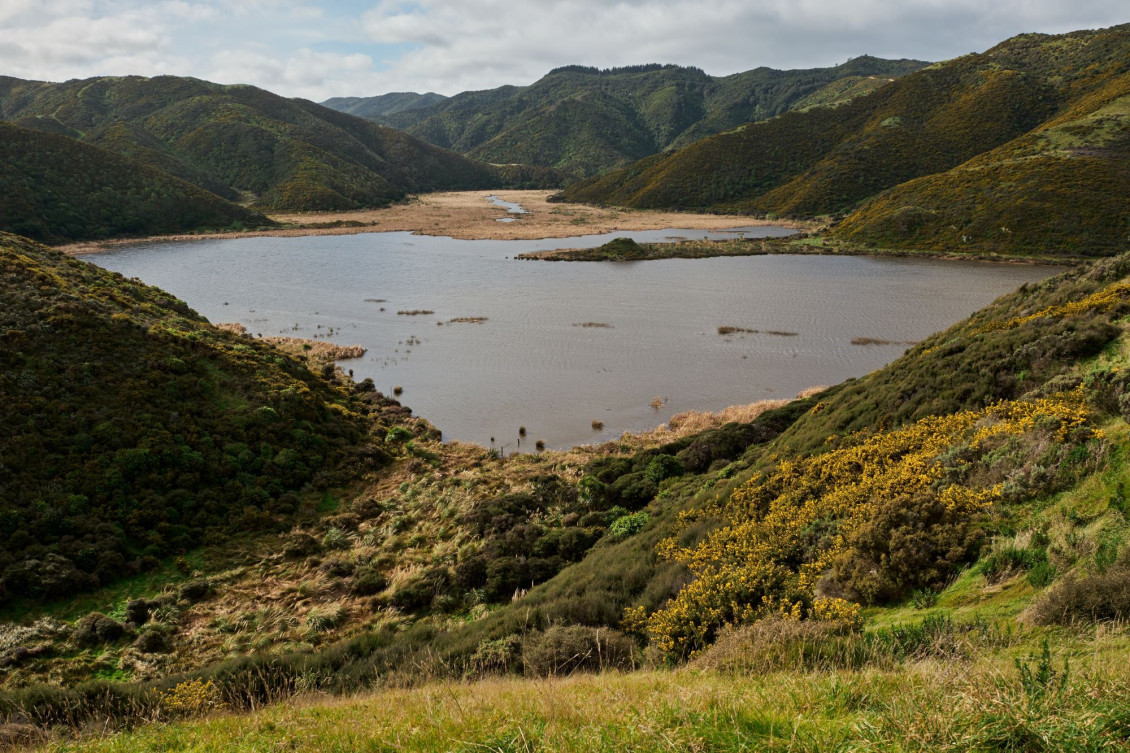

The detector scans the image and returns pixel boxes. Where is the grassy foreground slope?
[0,75,555,213]
[0,233,397,605]
[329,58,926,178]
[560,24,1130,257]
[0,123,271,244]
[42,640,1130,752]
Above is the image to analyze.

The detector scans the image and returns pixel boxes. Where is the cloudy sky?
[0,1,1125,101]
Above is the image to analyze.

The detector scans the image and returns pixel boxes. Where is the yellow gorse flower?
[639,393,1096,661]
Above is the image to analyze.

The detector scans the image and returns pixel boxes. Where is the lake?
[88,229,1061,450]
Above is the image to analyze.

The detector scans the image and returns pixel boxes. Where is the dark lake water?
[87,229,1061,450]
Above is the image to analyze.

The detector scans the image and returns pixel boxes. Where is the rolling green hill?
[326,58,927,178]
[0,75,555,213]
[560,24,1130,257]
[0,123,271,244]
[0,232,397,605]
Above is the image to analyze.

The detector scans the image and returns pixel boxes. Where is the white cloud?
[0,0,1124,99]
[348,0,1129,94]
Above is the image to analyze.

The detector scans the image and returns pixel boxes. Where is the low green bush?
[522,626,638,677]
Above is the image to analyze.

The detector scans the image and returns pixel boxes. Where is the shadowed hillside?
[0,232,399,604]
[321,92,448,120]
[0,123,271,243]
[0,75,558,213]
[560,24,1130,256]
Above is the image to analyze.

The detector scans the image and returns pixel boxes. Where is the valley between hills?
[0,18,1129,753]
[55,190,808,255]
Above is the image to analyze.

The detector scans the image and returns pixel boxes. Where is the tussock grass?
[40,633,1130,752]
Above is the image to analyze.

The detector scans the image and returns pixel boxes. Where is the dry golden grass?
[42,630,1130,752]
[262,337,365,362]
[625,395,817,444]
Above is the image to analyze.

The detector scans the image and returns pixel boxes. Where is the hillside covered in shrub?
[0,75,558,215]
[0,232,407,607]
[560,24,1130,257]
[0,123,272,244]
[327,58,926,178]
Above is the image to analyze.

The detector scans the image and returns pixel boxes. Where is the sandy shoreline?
[58,190,813,256]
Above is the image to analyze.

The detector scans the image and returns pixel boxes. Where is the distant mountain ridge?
[322,92,449,119]
[322,57,929,177]
[0,75,558,219]
[559,24,1130,257]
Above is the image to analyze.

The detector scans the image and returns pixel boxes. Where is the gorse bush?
[159,679,223,718]
[640,394,1096,660]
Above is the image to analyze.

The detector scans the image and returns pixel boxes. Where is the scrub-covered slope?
[560,24,1130,257]
[0,75,551,213]
[0,232,384,604]
[329,58,926,178]
[0,123,270,244]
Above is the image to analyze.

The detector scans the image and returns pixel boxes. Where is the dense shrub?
[833,491,983,604]
[124,599,150,626]
[133,628,172,654]
[72,614,126,647]
[351,568,388,596]
[178,580,213,603]
[521,626,638,676]
[610,473,657,509]
[608,512,650,540]
[283,533,321,559]
[389,568,451,612]
[645,455,684,484]
[1028,566,1130,624]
